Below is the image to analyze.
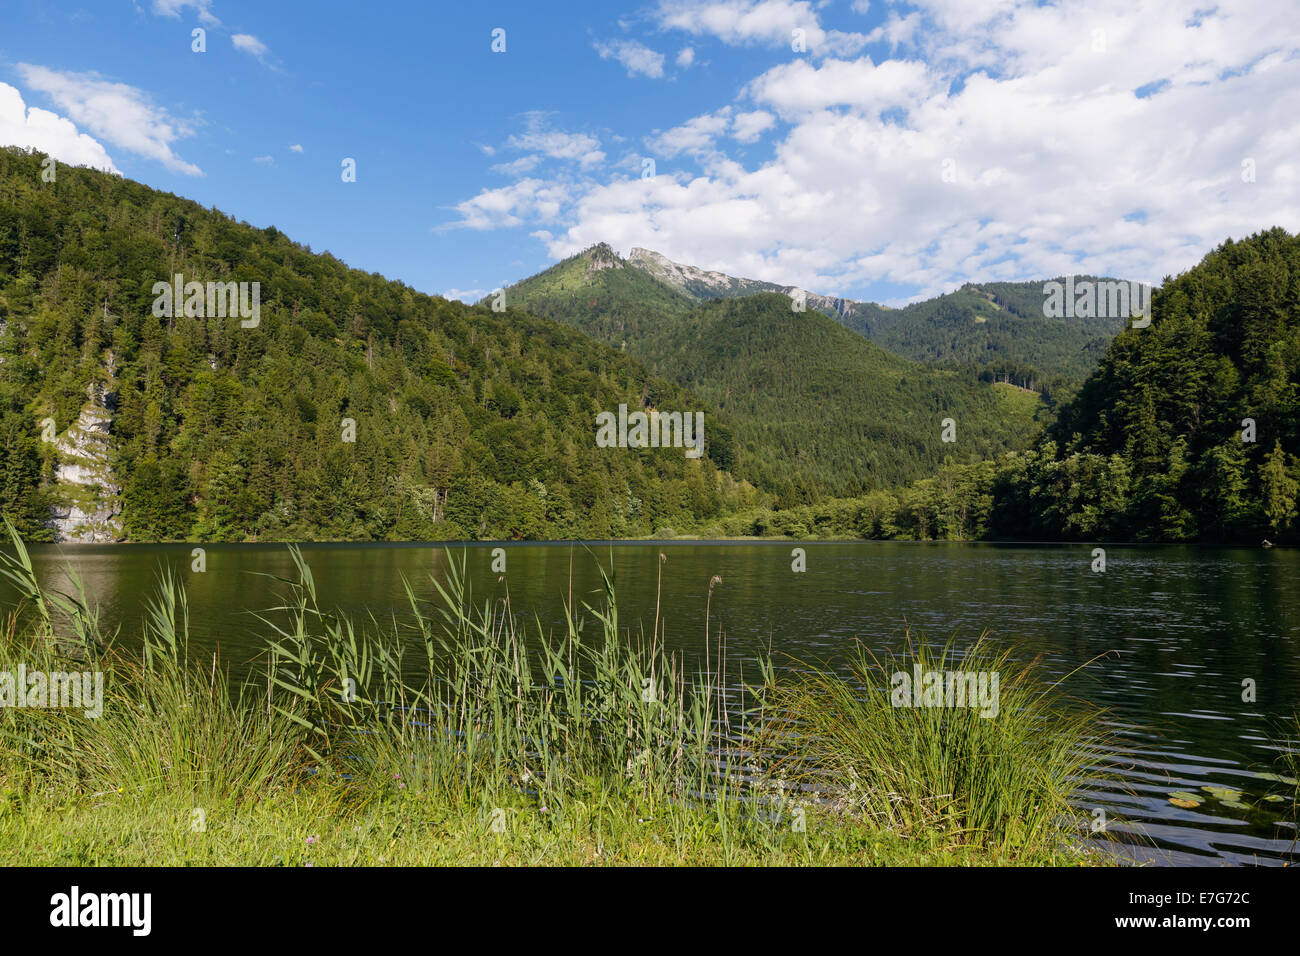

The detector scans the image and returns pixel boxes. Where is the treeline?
[742,229,1300,544]
[0,147,759,541]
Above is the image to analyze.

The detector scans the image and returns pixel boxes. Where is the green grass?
[0,519,1121,866]
[759,639,1119,853]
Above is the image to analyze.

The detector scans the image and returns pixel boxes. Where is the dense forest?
[0,147,760,542]
[839,280,1127,388]
[720,229,1300,545]
[504,245,1046,503]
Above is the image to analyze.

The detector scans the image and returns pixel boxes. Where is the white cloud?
[491,155,542,176]
[289,143,303,153]
[453,0,1300,304]
[252,154,273,165]
[647,109,733,158]
[0,82,119,173]
[677,46,696,67]
[231,33,270,61]
[445,178,573,231]
[746,57,934,115]
[655,0,870,56]
[16,64,202,176]
[595,40,667,79]
[151,0,220,27]
[506,114,605,167]
[442,288,489,303]
[731,110,775,142]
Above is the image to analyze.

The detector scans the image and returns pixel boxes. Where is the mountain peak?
[584,241,623,275]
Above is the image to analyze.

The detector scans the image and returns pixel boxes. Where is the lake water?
[9,539,1299,866]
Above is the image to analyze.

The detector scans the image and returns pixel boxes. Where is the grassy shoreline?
[1,521,1121,866]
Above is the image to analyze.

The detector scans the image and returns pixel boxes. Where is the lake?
[8,539,1299,866]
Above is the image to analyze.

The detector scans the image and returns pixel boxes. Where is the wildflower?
[306,835,317,845]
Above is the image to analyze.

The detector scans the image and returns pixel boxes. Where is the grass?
[758,639,1117,853]
[0,519,1121,866]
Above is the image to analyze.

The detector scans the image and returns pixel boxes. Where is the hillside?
[0,148,761,542]
[502,246,1045,500]
[622,246,1127,385]
[1012,227,1300,542]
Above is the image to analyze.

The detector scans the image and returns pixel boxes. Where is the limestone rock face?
[47,357,123,543]
[585,242,623,277]
[626,246,854,318]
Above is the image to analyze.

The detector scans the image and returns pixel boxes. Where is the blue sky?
[1,0,1298,305]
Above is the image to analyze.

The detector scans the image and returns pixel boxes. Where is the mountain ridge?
[565,243,1132,385]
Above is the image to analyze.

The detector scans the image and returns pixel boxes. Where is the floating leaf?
[1201,785,1244,802]
[1169,791,1204,808]
[1254,772,1299,786]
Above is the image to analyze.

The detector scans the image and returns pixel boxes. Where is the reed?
[755,635,1122,851]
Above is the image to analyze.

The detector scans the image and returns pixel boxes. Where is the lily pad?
[1169,791,1204,808]
[1253,772,1299,786]
[1201,785,1244,802]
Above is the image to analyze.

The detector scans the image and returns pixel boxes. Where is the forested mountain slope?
[1009,227,1300,542]
[0,148,759,541]
[503,246,1044,501]
[620,246,1127,385]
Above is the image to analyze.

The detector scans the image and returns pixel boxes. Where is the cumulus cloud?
[231,33,270,61]
[289,143,303,153]
[595,39,667,78]
[450,0,1300,304]
[655,0,870,57]
[445,178,572,231]
[647,109,733,158]
[16,64,202,176]
[505,113,605,167]
[0,82,119,173]
[731,110,775,143]
[677,46,696,67]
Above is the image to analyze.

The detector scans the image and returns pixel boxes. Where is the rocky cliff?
[46,353,123,542]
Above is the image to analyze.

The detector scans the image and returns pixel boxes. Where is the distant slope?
[845,281,1126,387]
[503,246,1044,499]
[625,246,1127,385]
[0,148,761,542]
